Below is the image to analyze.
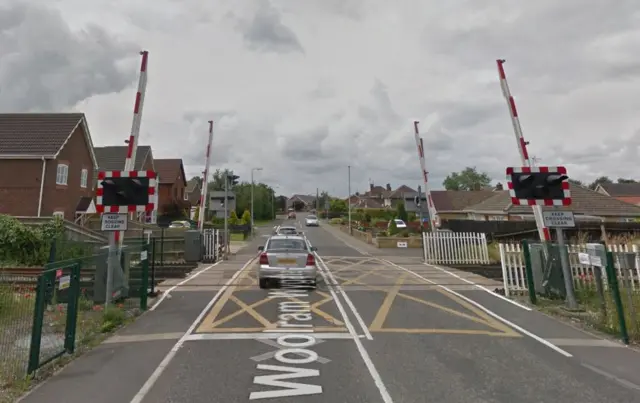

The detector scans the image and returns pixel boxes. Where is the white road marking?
[316,255,395,403]
[251,339,331,364]
[581,363,640,391]
[381,259,573,358]
[425,263,532,311]
[149,260,222,311]
[183,332,354,341]
[129,256,257,403]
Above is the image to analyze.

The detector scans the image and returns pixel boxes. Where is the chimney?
[370,183,374,192]
[386,183,391,191]
[495,182,504,191]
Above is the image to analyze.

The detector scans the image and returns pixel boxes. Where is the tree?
[388,218,398,235]
[443,167,491,191]
[617,178,637,183]
[229,210,239,225]
[241,209,251,225]
[329,199,347,213]
[568,179,584,187]
[396,200,408,222]
[588,176,612,190]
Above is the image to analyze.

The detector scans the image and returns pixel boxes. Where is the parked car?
[169,220,191,229]
[388,219,407,229]
[257,235,318,289]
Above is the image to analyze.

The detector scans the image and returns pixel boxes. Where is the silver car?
[257,235,318,289]
[305,215,319,226]
[276,226,299,236]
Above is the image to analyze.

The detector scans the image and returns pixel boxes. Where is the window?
[80,168,88,188]
[56,164,68,185]
[183,190,189,200]
[53,211,64,219]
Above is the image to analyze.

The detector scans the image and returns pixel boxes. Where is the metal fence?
[500,241,640,344]
[0,243,150,388]
[423,231,490,265]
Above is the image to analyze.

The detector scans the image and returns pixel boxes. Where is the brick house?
[154,159,189,216]
[93,145,155,188]
[0,113,98,220]
[185,177,202,206]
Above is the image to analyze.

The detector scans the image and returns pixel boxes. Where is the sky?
[2,0,640,197]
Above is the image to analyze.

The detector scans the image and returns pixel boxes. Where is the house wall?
[42,126,95,220]
[158,171,187,214]
[0,126,94,220]
[0,159,43,216]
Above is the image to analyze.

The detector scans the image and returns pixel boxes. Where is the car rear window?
[278,228,297,234]
[307,216,317,219]
[268,239,307,251]
[394,219,404,223]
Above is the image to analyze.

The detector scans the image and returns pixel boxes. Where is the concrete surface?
[17,215,640,403]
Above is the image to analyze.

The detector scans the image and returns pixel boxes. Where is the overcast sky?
[2,0,640,197]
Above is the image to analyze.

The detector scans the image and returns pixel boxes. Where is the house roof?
[430,190,496,211]
[186,177,202,193]
[154,159,187,186]
[465,186,640,217]
[0,113,97,166]
[289,194,316,204]
[597,183,640,197]
[353,198,383,208]
[388,185,416,198]
[94,145,153,171]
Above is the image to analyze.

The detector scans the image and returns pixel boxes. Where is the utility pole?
[250,167,263,234]
[348,165,352,234]
[224,175,229,257]
[316,188,319,212]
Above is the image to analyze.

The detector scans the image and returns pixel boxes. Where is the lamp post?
[271,185,279,220]
[348,165,351,234]
[251,167,263,232]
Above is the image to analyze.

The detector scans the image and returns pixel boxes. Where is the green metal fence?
[0,243,149,387]
[522,240,639,344]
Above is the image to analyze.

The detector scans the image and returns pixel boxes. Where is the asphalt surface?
[19,215,640,403]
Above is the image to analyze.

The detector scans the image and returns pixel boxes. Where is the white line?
[129,256,257,403]
[184,332,353,341]
[424,263,532,311]
[316,253,373,341]
[316,256,394,403]
[381,259,573,358]
[149,260,222,311]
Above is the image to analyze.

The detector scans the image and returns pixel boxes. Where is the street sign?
[542,211,575,228]
[101,213,128,231]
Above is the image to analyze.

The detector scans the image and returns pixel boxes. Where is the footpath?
[322,220,640,392]
[15,228,269,403]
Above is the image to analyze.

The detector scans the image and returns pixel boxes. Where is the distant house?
[0,113,98,221]
[287,194,316,210]
[185,177,202,206]
[595,183,640,206]
[464,186,640,222]
[154,159,189,216]
[93,145,155,188]
[209,191,236,219]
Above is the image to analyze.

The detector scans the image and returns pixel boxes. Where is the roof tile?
[154,159,186,185]
[0,113,84,156]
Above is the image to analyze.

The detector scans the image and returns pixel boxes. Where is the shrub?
[0,215,66,266]
[329,218,342,225]
[229,211,239,225]
[241,210,251,225]
[388,219,398,235]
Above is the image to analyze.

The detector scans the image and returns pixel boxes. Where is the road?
[20,214,640,403]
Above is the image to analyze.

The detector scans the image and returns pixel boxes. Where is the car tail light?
[306,253,315,266]
[259,253,268,265]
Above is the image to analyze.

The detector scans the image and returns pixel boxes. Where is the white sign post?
[543,210,578,309]
[101,213,128,231]
[542,211,575,228]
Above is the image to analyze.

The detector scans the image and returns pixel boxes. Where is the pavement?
[17,215,640,403]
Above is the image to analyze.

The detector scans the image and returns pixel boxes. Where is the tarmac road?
[19,215,640,403]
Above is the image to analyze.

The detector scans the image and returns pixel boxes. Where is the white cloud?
[3,0,640,196]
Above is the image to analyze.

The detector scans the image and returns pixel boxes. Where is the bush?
[241,210,251,225]
[229,211,239,225]
[329,218,342,225]
[388,219,398,235]
[0,215,66,266]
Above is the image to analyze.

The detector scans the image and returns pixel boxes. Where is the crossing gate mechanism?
[422,231,490,265]
[203,229,221,263]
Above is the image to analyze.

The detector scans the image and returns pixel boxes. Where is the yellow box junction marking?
[196,264,346,333]
[329,259,521,337]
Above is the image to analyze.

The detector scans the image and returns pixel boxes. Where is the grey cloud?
[239,2,304,54]
[0,2,138,112]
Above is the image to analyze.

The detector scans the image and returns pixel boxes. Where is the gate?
[422,231,490,265]
[203,229,220,262]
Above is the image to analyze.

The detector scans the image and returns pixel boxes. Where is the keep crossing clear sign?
[101,213,128,231]
[542,211,575,228]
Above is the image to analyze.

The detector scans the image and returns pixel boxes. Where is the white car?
[389,219,407,229]
[305,215,319,226]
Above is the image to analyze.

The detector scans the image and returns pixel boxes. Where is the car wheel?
[259,278,268,289]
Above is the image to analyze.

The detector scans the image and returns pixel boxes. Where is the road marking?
[581,363,640,391]
[104,332,184,344]
[315,253,373,340]
[129,255,257,403]
[149,260,222,311]
[424,263,532,311]
[316,255,394,403]
[184,332,354,341]
[330,262,518,336]
[252,339,331,364]
[381,259,573,357]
